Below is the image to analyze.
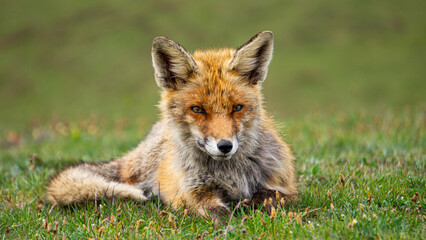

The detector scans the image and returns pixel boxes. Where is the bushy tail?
[46,160,147,206]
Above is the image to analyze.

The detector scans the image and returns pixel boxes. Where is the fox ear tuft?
[152,37,197,90]
[229,31,274,85]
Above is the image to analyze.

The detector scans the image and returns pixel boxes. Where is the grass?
[1,107,424,239]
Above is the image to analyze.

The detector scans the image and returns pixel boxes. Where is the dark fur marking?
[156,51,188,90]
[143,187,153,197]
[217,67,223,78]
[169,103,178,110]
[124,173,139,185]
[247,44,268,84]
[196,140,205,148]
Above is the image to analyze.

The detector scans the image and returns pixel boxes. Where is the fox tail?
[46,160,147,206]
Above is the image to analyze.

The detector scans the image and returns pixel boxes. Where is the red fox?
[47,31,297,225]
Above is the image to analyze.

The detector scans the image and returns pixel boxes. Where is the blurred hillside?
[1,0,425,129]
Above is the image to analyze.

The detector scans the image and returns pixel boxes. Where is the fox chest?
[185,160,266,201]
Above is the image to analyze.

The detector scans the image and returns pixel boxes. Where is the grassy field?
[1,0,425,239]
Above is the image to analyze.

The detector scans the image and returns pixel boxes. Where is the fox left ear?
[229,31,274,85]
[152,36,197,90]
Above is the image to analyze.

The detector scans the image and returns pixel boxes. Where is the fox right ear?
[229,31,274,85]
[152,37,197,90]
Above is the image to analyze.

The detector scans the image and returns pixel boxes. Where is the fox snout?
[197,137,239,160]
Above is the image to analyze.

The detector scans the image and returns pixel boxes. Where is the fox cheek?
[234,122,243,135]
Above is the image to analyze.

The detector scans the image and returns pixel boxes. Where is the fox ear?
[229,31,274,85]
[152,37,197,89]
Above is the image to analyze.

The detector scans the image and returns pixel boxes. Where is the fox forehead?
[191,48,237,88]
[192,48,235,70]
[186,49,259,110]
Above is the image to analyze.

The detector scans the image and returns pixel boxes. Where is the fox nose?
[217,140,233,154]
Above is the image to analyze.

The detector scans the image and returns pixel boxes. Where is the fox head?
[152,31,274,160]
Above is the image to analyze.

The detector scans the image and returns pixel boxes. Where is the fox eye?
[233,104,243,112]
[191,106,205,114]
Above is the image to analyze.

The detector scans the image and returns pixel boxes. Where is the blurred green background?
[1,0,425,130]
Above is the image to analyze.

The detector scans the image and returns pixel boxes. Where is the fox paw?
[207,206,231,228]
[250,189,295,215]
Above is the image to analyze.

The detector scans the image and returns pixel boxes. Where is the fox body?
[47,31,297,222]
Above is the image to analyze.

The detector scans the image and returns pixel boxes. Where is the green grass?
[1,0,425,238]
[1,108,424,239]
